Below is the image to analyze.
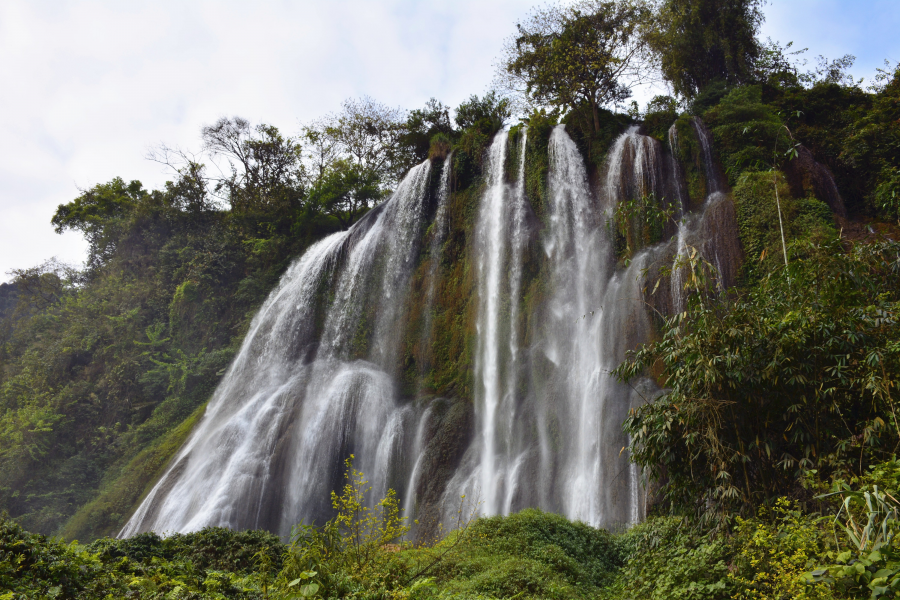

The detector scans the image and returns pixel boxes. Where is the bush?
[0,512,275,598]
[703,86,782,185]
[732,169,835,278]
[618,238,900,523]
[604,516,734,600]
[730,499,834,600]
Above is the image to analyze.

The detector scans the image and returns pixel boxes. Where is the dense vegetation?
[0,91,512,541]
[2,0,900,597]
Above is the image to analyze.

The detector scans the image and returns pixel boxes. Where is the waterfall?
[544,125,617,525]
[121,161,434,538]
[122,118,741,539]
[605,126,666,209]
[668,123,686,215]
[468,129,530,516]
[473,131,509,515]
[421,154,452,366]
[505,131,527,476]
[670,117,741,309]
[692,117,721,195]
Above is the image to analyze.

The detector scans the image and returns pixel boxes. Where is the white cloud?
[0,0,897,281]
[759,0,900,82]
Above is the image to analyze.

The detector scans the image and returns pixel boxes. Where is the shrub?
[605,516,734,600]
[617,238,900,524]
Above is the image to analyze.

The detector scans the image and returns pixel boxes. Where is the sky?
[0,0,898,281]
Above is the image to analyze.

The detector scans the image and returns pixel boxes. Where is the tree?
[155,161,216,218]
[305,97,407,187]
[6,258,78,313]
[307,159,383,230]
[497,0,652,133]
[300,97,410,225]
[616,238,900,524]
[396,98,455,170]
[201,117,305,215]
[454,91,512,132]
[51,178,147,270]
[645,0,764,98]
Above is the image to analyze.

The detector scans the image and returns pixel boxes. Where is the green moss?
[732,170,836,281]
[703,85,782,186]
[673,115,708,208]
[60,401,207,541]
[435,509,622,599]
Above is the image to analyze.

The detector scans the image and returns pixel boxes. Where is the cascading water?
[693,117,721,195]
[669,122,689,313]
[474,132,509,515]
[668,118,739,312]
[121,161,437,538]
[546,125,660,526]
[420,154,453,367]
[443,130,531,517]
[122,118,743,539]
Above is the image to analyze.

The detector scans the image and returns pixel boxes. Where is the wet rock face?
[784,145,847,218]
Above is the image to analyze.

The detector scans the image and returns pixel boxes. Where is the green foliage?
[307,158,382,229]
[691,80,732,116]
[274,457,409,599]
[329,455,409,571]
[875,168,900,224]
[400,99,455,166]
[645,0,764,98]
[805,480,900,598]
[729,499,834,600]
[604,516,734,599]
[447,92,510,189]
[420,509,623,600]
[610,193,677,260]
[842,65,900,218]
[732,170,835,277]
[703,85,782,185]
[465,509,623,585]
[60,401,207,540]
[605,504,840,599]
[617,238,900,523]
[750,58,900,217]
[87,527,284,575]
[201,118,305,216]
[51,177,147,271]
[499,0,649,133]
[427,134,452,161]
[0,513,281,598]
[453,92,511,134]
[641,95,679,142]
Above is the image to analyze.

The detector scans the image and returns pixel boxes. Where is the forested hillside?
[2,0,900,598]
[0,92,498,538]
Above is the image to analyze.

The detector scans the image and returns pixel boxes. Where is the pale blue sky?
[0,0,897,279]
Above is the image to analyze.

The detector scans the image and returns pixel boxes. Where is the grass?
[60,401,208,542]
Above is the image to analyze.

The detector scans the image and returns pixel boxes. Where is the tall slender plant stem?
[773,130,789,267]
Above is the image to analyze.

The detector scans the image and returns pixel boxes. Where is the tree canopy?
[497,0,651,132]
[645,0,764,98]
